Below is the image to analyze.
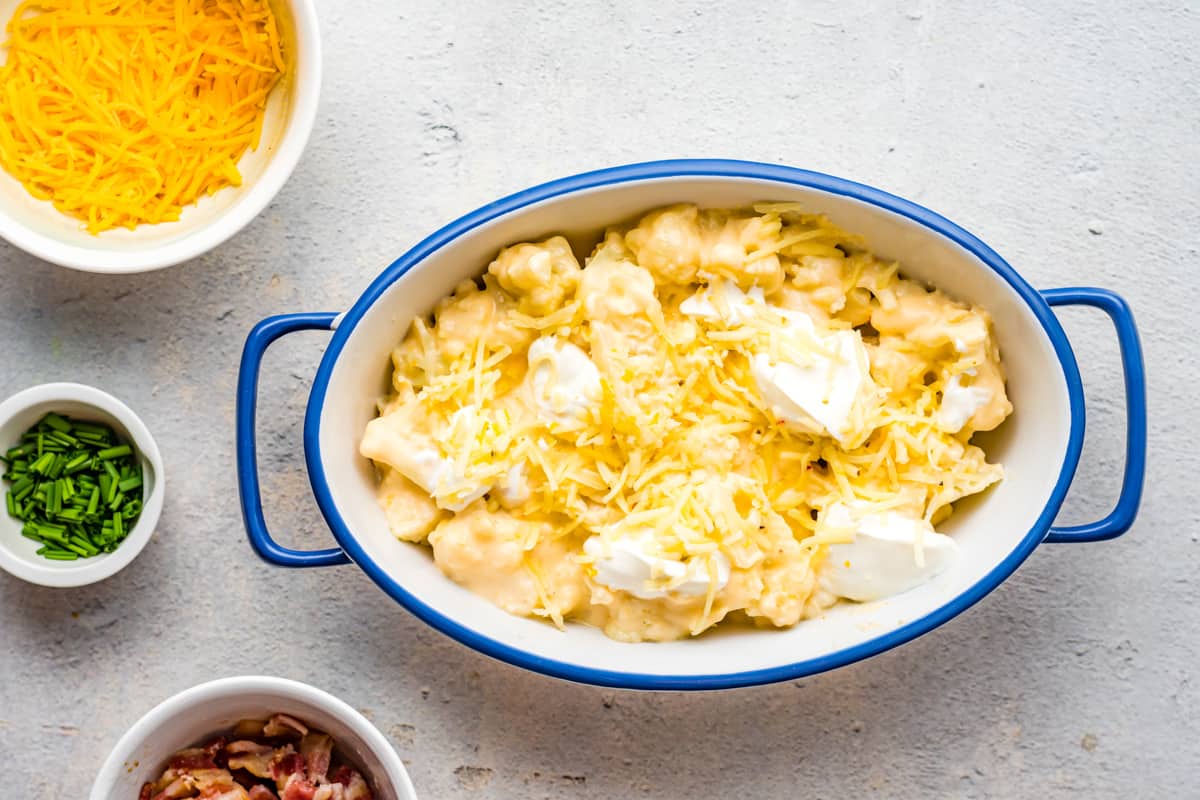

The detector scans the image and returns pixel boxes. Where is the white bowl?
[0,382,164,587]
[0,0,321,273]
[237,160,1146,689]
[89,675,419,800]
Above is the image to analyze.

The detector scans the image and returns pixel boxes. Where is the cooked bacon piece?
[270,749,306,791]
[149,776,193,800]
[227,740,276,778]
[169,746,219,772]
[280,774,318,800]
[263,714,309,739]
[139,784,153,800]
[197,783,250,800]
[247,786,279,800]
[338,769,371,800]
[234,719,267,738]
[300,733,333,784]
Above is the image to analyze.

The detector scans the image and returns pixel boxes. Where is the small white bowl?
[0,0,321,273]
[0,382,164,587]
[90,676,419,800]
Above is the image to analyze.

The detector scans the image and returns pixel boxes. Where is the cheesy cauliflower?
[360,203,1013,642]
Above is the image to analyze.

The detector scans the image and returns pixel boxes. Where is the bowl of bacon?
[88,676,418,800]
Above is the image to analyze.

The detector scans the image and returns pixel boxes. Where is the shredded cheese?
[0,0,288,233]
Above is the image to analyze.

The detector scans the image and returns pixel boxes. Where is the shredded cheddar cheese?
[0,0,288,233]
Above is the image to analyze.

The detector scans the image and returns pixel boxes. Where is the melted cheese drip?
[0,0,288,233]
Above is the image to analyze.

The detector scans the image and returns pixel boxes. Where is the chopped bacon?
[234,719,267,738]
[150,776,193,800]
[270,749,307,791]
[197,783,250,800]
[338,769,372,800]
[169,746,218,772]
[312,784,345,800]
[263,714,309,739]
[280,774,318,800]
[300,733,333,784]
[148,715,369,800]
[227,740,277,778]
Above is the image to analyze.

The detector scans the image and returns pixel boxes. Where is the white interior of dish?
[315,176,1071,678]
[90,678,414,800]
[0,0,313,271]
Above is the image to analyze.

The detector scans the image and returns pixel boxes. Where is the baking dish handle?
[237,312,352,567]
[1041,288,1146,543]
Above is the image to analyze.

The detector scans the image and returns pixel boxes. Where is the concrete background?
[1,1,1196,797]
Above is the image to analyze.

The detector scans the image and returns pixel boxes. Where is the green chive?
[1,413,142,561]
[42,413,71,433]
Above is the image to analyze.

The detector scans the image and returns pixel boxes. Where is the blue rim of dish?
[302,159,1087,690]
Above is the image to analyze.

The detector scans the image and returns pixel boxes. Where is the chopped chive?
[69,536,98,555]
[2,413,142,562]
[41,413,71,433]
[63,453,90,473]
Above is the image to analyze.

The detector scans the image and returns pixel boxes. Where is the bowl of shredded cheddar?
[0,0,320,272]
[237,160,1145,689]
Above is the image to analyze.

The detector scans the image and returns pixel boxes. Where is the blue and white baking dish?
[236,159,1146,690]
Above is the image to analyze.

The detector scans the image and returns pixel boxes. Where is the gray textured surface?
[0,1,1196,797]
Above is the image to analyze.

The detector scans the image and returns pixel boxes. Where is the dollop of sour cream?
[819,503,958,602]
[386,446,488,512]
[751,310,875,446]
[528,336,602,428]
[678,281,876,445]
[497,461,531,507]
[679,280,765,325]
[937,371,992,433]
[584,533,731,600]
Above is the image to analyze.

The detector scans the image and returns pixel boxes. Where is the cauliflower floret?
[870,281,989,352]
[703,214,786,293]
[432,280,532,359]
[624,204,704,285]
[741,513,832,627]
[578,245,661,322]
[376,467,444,542]
[429,507,586,618]
[487,235,582,316]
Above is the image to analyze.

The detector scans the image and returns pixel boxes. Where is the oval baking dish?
[235,160,1146,690]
